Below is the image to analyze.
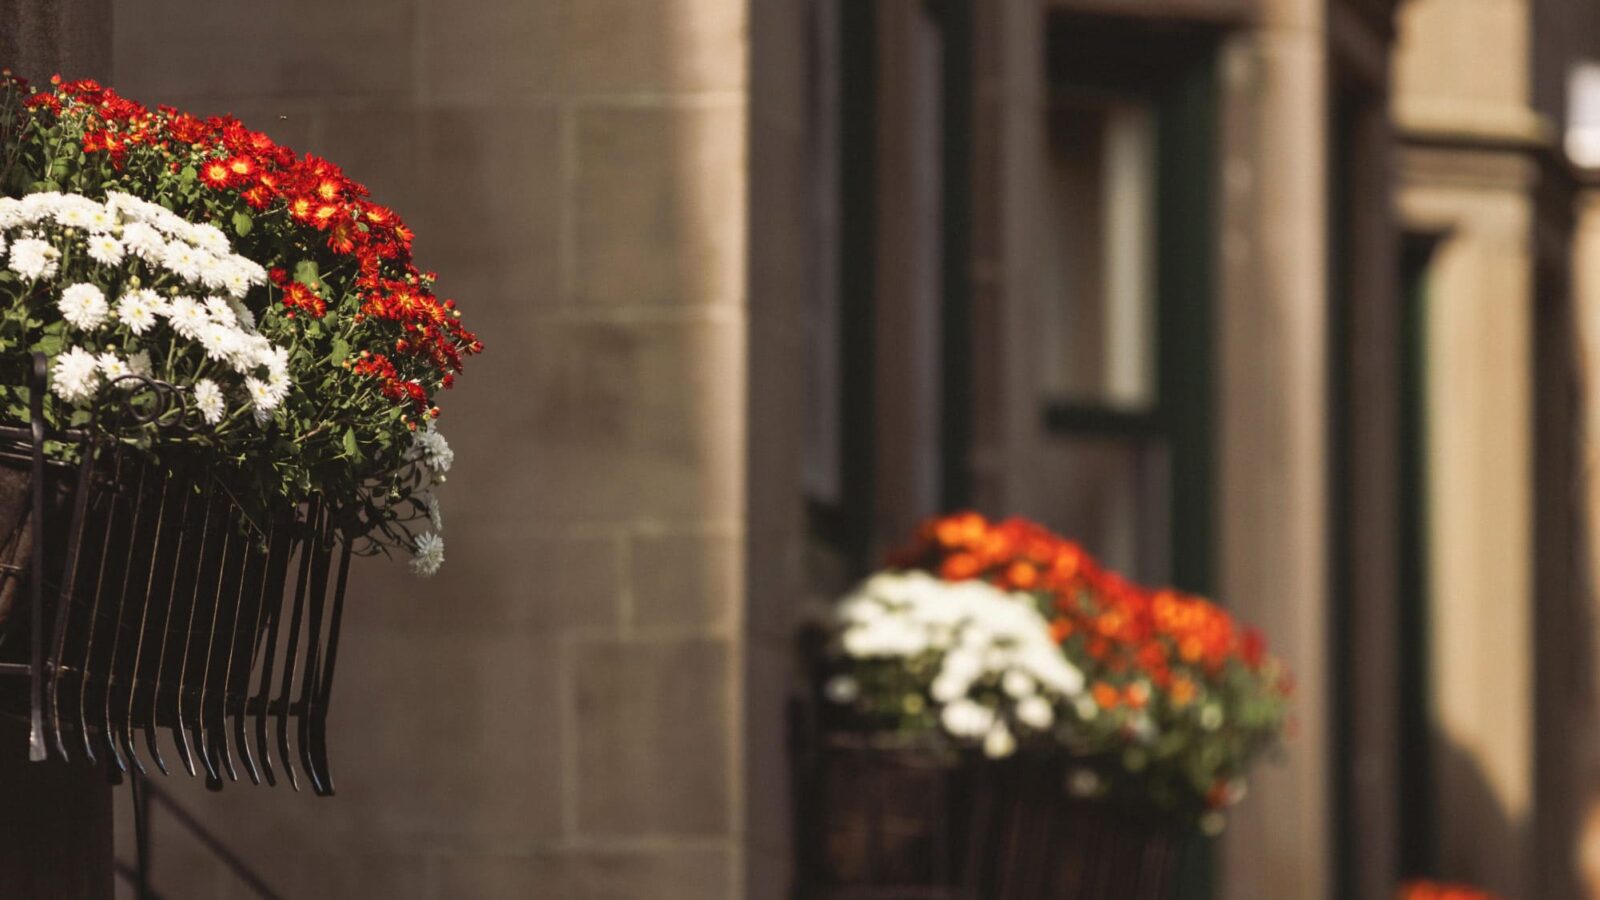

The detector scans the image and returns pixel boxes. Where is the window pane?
[1013,436,1171,586]
[1040,95,1158,411]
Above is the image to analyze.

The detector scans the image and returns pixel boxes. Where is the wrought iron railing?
[0,352,350,796]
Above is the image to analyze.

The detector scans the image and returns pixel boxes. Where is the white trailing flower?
[410,532,445,577]
[8,238,59,280]
[192,379,226,424]
[58,283,110,330]
[413,423,454,473]
[51,346,100,402]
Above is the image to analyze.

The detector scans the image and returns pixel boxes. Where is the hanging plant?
[0,73,479,573]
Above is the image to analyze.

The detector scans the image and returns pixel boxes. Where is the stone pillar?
[1215,0,1331,895]
[0,2,116,897]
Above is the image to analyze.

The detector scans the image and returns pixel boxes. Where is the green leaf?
[293,259,320,287]
[179,165,196,186]
[329,337,349,365]
[231,210,253,237]
[342,427,359,459]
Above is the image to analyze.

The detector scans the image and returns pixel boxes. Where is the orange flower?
[1092,682,1120,710]
[1170,677,1196,708]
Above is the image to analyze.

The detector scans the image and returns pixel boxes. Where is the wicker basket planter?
[797,733,1188,900]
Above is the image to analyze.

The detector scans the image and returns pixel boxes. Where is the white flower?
[203,296,237,327]
[1016,695,1054,730]
[115,289,161,334]
[199,321,243,363]
[413,425,454,473]
[97,352,135,386]
[8,238,59,280]
[159,240,202,281]
[85,206,115,232]
[86,233,124,266]
[192,379,225,424]
[939,699,994,739]
[165,296,207,339]
[1002,671,1036,699]
[823,675,860,705]
[51,346,100,402]
[410,532,445,577]
[127,350,152,376]
[0,233,8,256]
[244,376,283,413]
[983,724,1017,759]
[425,493,443,531]
[58,283,110,329]
[930,673,969,703]
[121,222,165,261]
[188,222,230,256]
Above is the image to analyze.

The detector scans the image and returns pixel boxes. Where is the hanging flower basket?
[800,513,1291,896]
[0,75,480,792]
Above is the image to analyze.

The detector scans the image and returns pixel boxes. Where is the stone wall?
[109,1,762,897]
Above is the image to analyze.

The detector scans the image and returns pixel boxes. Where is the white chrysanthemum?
[53,199,91,229]
[192,378,226,424]
[198,255,232,292]
[1002,671,1035,699]
[218,264,252,300]
[159,240,203,281]
[86,233,125,266]
[940,699,994,739]
[426,493,444,531]
[97,352,136,387]
[115,289,160,334]
[58,283,110,330]
[8,238,59,280]
[1016,695,1054,730]
[85,206,116,232]
[121,222,165,261]
[165,296,207,339]
[244,376,282,413]
[51,346,100,402]
[188,222,230,256]
[0,197,22,229]
[413,425,454,473]
[410,532,445,577]
[203,296,237,327]
[983,724,1017,760]
[0,233,9,257]
[198,321,244,363]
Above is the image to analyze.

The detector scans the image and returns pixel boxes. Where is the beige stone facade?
[15,0,1588,898]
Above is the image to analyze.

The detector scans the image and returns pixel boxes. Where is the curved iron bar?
[4,352,350,800]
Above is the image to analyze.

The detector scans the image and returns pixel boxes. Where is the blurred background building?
[8,0,1600,898]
